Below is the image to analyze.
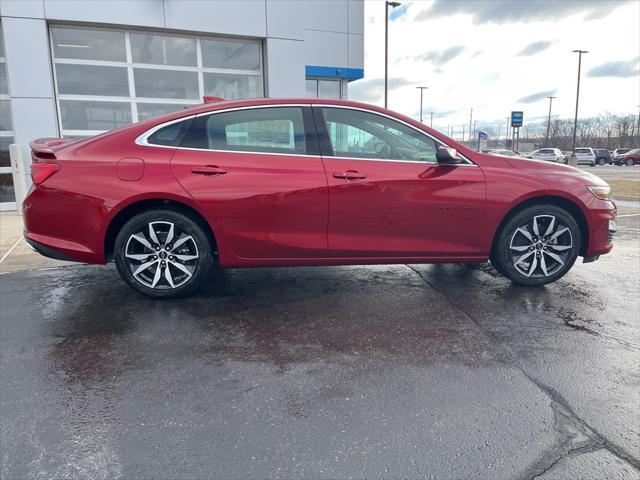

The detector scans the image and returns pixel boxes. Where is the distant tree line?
[515,113,639,150]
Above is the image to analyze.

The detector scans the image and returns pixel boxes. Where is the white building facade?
[0,0,364,210]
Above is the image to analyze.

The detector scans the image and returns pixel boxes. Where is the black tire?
[493,204,581,286]
[114,209,215,298]
[597,157,606,166]
[627,158,634,167]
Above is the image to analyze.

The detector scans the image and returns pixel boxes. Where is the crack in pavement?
[405,264,640,479]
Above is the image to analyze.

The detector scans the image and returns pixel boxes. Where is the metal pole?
[545,96,556,147]
[636,105,640,147]
[506,117,510,148]
[429,112,434,128]
[416,86,428,122]
[462,125,466,142]
[384,2,389,108]
[384,2,400,108]
[497,122,501,147]
[469,108,473,142]
[9,144,28,215]
[571,50,588,166]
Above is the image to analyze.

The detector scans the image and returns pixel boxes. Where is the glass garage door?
[49,26,264,139]
[0,24,16,211]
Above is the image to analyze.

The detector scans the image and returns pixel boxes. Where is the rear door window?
[181,107,308,155]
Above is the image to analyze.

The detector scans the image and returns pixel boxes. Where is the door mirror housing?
[436,146,462,164]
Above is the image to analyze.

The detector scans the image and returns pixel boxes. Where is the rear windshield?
[575,148,591,154]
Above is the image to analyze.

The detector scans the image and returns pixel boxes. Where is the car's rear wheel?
[627,158,635,167]
[493,205,581,286]
[114,209,215,298]
[598,158,606,165]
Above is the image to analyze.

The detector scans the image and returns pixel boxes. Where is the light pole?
[429,111,434,127]
[469,108,473,143]
[545,95,556,147]
[570,50,588,166]
[636,105,640,147]
[506,116,510,149]
[416,86,428,122]
[384,1,401,108]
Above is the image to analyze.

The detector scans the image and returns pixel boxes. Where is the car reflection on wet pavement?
[1,216,639,479]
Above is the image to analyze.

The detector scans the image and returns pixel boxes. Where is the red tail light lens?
[30,162,60,185]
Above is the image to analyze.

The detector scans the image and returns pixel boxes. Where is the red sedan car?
[614,148,640,166]
[24,98,616,298]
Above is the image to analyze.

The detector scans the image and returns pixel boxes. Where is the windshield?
[626,149,639,155]
[574,148,591,154]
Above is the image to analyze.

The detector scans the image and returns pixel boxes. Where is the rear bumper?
[24,236,80,262]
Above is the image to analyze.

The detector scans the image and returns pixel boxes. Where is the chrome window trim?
[135,103,476,167]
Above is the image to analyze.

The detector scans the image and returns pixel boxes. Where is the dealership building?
[0,0,364,210]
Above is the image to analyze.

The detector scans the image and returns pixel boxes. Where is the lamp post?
[570,50,588,166]
[384,1,401,108]
[506,116,510,149]
[429,111,434,127]
[416,86,428,122]
[636,105,640,148]
[545,95,556,147]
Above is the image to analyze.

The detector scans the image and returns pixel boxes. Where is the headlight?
[587,185,613,201]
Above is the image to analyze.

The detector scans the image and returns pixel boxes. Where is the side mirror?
[436,146,462,164]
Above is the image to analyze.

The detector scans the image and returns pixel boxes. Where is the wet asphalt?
[1,216,639,480]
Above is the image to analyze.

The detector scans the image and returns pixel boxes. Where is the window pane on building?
[0,100,12,131]
[130,33,197,67]
[203,73,260,100]
[201,39,261,71]
[134,68,199,99]
[137,103,190,121]
[0,64,8,95]
[0,136,13,168]
[60,100,131,130]
[305,79,317,97]
[56,64,129,96]
[318,80,341,99]
[51,27,125,62]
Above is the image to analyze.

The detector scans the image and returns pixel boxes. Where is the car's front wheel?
[598,158,606,165]
[493,205,581,286]
[114,209,215,298]
[627,158,635,167]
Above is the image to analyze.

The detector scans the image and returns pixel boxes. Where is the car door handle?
[333,170,367,180]
[191,165,227,176]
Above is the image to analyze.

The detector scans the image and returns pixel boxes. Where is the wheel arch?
[104,198,217,261]
[490,195,589,257]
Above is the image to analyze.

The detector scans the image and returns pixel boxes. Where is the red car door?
[315,106,486,258]
[171,106,328,259]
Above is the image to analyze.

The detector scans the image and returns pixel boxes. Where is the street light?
[570,50,588,166]
[384,1,401,108]
[416,86,428,122]
[545,96,556,147]
[428,112,435,128]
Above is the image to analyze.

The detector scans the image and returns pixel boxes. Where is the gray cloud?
[349,77,413,104]
[416,0,626,25]
[587,57,640,78]
[414,45,466,66]
[517,40,554,56]
[517,89,558,104]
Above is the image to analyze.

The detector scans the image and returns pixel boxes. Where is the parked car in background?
[487,149,520,158]
[525,148,565,163]
[594,149,612,165]
[612,148,631,158]
[23,97,616,297]
[614,148,640,166]
[574,148,596,166]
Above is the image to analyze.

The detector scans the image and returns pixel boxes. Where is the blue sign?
[478,131,488,139]
[511,111,524,127]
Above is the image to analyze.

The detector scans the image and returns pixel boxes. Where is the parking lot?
[1,206,639,479]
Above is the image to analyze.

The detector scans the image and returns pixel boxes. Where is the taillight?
[30,162,60,185]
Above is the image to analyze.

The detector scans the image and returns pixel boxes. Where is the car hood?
[505,157,608,186]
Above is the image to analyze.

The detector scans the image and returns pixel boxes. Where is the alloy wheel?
[509,215,573,278]
[124,221,199,289]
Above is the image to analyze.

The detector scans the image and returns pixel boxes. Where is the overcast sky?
[349,0,640,136]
